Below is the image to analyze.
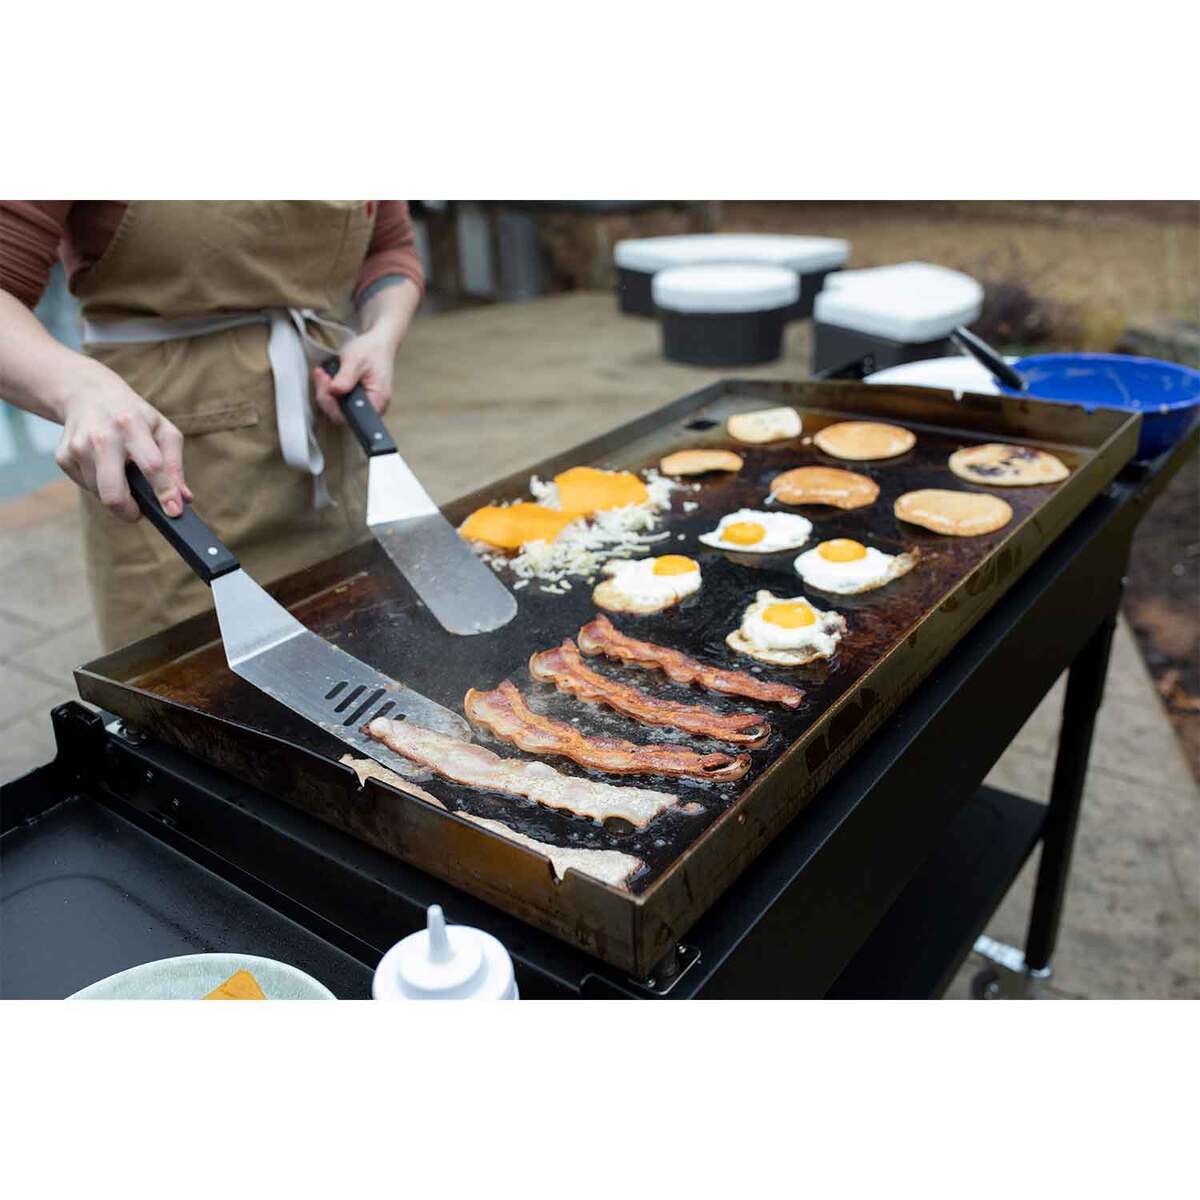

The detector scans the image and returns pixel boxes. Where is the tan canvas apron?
[73,201,374,649]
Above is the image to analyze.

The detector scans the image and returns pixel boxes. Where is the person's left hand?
[312,327,395,425]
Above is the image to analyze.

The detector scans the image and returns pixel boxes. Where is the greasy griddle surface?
[128,390,1084,893]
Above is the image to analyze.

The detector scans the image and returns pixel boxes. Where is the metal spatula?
[125,466,471,780]
[324,356,518,636]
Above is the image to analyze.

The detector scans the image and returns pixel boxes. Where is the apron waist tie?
[82,308,357,509]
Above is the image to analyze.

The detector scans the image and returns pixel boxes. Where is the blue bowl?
[998,353,1200,461]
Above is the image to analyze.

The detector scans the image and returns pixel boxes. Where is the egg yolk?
[818,538,868,563]
[722,521,766,546]
[554,467,649,516]
[460,503,577,550]
[652,555,698,577]
[763,601,816,628]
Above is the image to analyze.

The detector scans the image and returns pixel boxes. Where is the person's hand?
[311,276,420,425]
[312,327,396,424]
[56,361,192,523]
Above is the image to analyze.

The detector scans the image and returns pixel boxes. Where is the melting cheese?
[554,467,649,515]
[460,502,578,550]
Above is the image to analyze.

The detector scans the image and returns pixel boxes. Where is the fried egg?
[593,554,702,614]
[793,538,918,595]
[698,509,813,554]
[726,589,847,666]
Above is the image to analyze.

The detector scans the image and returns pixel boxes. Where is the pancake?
[814,421,915,461]
[948,443,1070,487]
[770,466,879,509]
[660,448,744,476]
[894,489,1013,536]
[726,406,802,444]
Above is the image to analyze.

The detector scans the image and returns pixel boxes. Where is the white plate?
[68,953,336,1000]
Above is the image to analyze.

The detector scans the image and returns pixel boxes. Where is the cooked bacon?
[466,680,750,782]
[577,614,805,709]
[366,718,681,829]
[528,641,771,747]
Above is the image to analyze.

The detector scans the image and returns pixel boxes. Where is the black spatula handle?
[323,355,397,457]
[126,464,240,585]
[951,325,1027,392]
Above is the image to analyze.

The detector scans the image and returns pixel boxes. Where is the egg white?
[793,543,917,595]
[596,556,702,611]
[698,509,813,554]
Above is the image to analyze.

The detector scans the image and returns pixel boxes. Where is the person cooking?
[0,200,424,649]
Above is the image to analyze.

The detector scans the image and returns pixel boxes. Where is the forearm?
[357,276,420,352]
[0,288,106,423]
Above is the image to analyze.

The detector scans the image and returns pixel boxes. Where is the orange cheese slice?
[204,969,267,1000]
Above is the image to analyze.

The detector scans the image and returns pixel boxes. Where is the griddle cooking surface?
[127,396,1079,892]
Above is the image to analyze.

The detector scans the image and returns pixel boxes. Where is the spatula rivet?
[207,546,219,556]
[373,432,382,440]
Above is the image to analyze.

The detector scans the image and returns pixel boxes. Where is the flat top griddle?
[78,378,1137,975]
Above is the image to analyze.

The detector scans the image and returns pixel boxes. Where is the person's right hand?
[55,362,192,522]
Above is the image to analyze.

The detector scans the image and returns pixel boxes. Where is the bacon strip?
[466,680,750,782]
[366,718,681,829]
[528,641,771,747]
[577,614,805,709]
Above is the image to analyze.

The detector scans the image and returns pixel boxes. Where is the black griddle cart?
[3,393,1194,1000]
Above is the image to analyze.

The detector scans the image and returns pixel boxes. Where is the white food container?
[813,262,984,375]
[651,263,800,367]
[614,233,849,319]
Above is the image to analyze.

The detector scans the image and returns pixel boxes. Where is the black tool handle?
[951,325,1027,392]
[126,464,240,585]
[323,355,397,457]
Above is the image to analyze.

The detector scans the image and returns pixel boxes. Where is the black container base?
[660,306,787,367]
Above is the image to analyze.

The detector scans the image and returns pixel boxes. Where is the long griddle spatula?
[125,466,471,776]
[324,356,518,636]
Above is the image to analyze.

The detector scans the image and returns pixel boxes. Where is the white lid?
[652,263,800,314]
[615,233,849,274]
[815,262,983,341]
[372,905,518,1000]
[865,354,1016,395]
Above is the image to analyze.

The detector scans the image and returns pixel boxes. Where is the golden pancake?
[660,449,744,476]
[726,406,802,444]
[894,489,1013,536]
[770,466,879,509]
[948,443,1070,487]
[814,421,915,461]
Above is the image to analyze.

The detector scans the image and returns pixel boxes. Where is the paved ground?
[2,292,1197,997]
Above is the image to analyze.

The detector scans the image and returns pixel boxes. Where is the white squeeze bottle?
[372,905,519,1000]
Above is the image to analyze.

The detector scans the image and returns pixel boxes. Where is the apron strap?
[82,308,358,509]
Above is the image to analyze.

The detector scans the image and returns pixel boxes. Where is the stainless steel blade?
[212,570,471,766]
[367,454,518,635]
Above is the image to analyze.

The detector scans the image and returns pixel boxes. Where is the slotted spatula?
[125,466,470,780]
[323,356,518,636]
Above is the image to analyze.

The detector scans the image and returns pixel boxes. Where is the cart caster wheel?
[971,968,1003,999]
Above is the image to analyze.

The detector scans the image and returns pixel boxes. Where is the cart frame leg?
[970,605,1120,997]
[1023,610,1118,972]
